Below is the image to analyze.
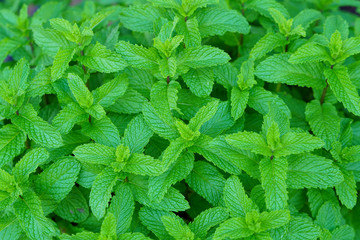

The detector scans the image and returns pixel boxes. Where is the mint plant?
[1,0,360,239]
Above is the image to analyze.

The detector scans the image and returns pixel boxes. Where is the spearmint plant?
[0,0,360,239]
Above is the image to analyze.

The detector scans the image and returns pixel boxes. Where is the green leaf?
[73,143,116,165]
[89,167,118,220]
[186,161,226,206]
[292,9,322,30]
[118,232,152,240]
[224,176,256,217]
[67,73,93,109]
[13,148,49,185]
[8,58,29,96]
[161,137,191,170]
[255,54,326,89]
[14,191,59,240]
[315,201,341,231]
[179,45,230,69]
[176,18,201,48]
[324,15,349,40]
[182,68,214,97]
[123,115,153,154]
[331,225,355,240]
[335,168,357,209]
[143,102,180,140]
[34,157,81,214]
[124,153,163,176]
[0,124,26,167]
[259,210,290,232]
[100,213,117,239]
[161,215,195,240]
[51,48,76,81]
[250,33,286,60]
[52,103,88,135]
[246,0,289,18]
[287,153,343,189]
[226,131,272,156]
[324,66,360,116]
[148,152,194,202]
[119,5,164,32]
[27,67,55,97]
[54,187,89,223]
[11,104,63,148]
[213,217,253,240]
[189,100,219,131]
[138,207,174,239]
[260,157,288,210]
[305,100,340,150]
[92,74,128,108]
[81,116,121,148]
[107,88,147,114]
[115,41,159,70]
[108,184,134,235]
[80,42,127,73]
[342,36,360,57]
[275,132,324,157]
[195,7,249,37]
[283,216,321,240]
[231,88,249,121]
[289,43,331,64]
[32,26,75,57]
[189,207,229,239]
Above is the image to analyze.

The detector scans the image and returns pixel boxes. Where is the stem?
[320,82,329,105]
[320,65,333,105]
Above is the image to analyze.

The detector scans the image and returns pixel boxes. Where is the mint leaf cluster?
[0,0,360,239]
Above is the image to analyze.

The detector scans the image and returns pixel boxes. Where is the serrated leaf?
[108,184,134,235]
[250,33,286,60]
[182,68,214,97]
[0,124,26,167]
[325,66,360,116]
[115,41,159,70]
[324,15,349,40]
[148,152,194,202]
[124,115,153,154]
[138,207,174,239]
[89,167,118,220]
[73,143,116,165]
[13,148,49,185]
[305,100,340,150]
[51,48,76,81]
[34,157,81,214]
[331,225,355,240]
[108,88,147,114]
[54,187,89,223]
[335,168,357,209]
[124,153,163,176]
[14,191,59,240]
[255,54,326,89]
[176,17,201,48]
[275,132,324,157]
[246,0,289,18]
[52,103,88,135]
[226,131,271,156]
[179,45,230,69]
[189,207,229,239]
[284,216,320,240]
[161,215,194,240]
[213,217,253,240]
[231,88,249,121]
[315,201,341,231]
[260,157,288,210]
[259,210,290,232]
[81,116,121,148]
[189,100,219,132]
[224,176,256,217]
[186,161,226,206]
[80,42,127,73]
[289,43,331,64]
[195,7,249,37]
[67,73,93,109]
[11,104,63,148]
[287,153,343,189]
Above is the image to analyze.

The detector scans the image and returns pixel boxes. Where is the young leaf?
[11,104,63,148]
[260,157,288,210]
[67,73,93,109]
[213,217,253,240]
[89,167,118,220]
[226,131,272,156]
[51,48,76,81]
[73,143,116,165]
[79,42,127,73]
[161,215,195,240]
[0,124,26,167]
[324,66,360,116]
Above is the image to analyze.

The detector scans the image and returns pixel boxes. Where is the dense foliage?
[1,0,360,239]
